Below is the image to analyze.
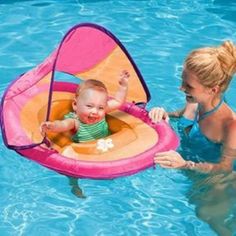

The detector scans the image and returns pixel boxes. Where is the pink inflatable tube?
[15,83,179,179]
[0,23,179,179]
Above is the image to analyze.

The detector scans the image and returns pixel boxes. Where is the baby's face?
[73,88,108,124]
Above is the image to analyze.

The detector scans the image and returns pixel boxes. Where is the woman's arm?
[212,119,236,171]
[148,107,186,123]
[184,158,232,172]
[168,109,185,118]
[154,120,236,173]
[154,150,234,173]
[149,101,198,123]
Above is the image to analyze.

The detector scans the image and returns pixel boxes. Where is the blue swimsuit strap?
[196,97,224,122]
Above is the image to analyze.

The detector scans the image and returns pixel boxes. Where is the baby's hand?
[40,121,54,135]
[119,70,130,88]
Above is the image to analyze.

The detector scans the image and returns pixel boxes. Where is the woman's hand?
[154,150,186,169]
[149,107,169,123]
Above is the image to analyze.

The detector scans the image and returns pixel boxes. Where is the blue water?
[1,0,236,235]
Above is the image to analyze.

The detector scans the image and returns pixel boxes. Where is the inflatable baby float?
[0,23,179,179]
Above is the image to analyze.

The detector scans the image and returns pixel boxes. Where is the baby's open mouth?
[88,115,98,123]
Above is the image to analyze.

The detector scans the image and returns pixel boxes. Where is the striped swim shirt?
[64,112,109,142]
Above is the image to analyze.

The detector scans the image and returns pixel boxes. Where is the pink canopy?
[1,23,150,150]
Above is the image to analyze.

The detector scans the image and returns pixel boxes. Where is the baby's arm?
[40,118,76,135]
[107,70,130,112]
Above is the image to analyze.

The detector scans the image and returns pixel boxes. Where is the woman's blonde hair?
[184,41,236,93]
[76,79,108,97]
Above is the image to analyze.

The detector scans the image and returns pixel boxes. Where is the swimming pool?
[1,0,236,235]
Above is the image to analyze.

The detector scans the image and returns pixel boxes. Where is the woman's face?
[73,88,108,124]
[180,68,212,104]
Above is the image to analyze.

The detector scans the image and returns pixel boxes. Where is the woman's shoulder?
[222,104,236,126]
[225,115,236,131]
[223,111,236,148]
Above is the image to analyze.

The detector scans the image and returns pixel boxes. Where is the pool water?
[1,0,236,235]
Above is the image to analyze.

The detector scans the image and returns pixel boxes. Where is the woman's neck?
[198,96,223,120]
[199,96,222,113]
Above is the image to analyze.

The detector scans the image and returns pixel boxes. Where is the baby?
[40,70,129,142]
[40,70,130,198]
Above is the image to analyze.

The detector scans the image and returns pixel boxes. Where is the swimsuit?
[64,112,109,142]
[178,98,224,163]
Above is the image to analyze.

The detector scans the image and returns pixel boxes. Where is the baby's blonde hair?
[184,41,236,93]
[76,79,108,97]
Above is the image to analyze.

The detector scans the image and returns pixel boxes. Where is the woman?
[149,40,236,172]
[149,41,236,235]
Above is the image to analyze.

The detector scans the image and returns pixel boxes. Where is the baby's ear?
[72,98,77,111]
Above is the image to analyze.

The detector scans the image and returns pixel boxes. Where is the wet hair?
[184,40,236,93]
[76,79,108,97]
